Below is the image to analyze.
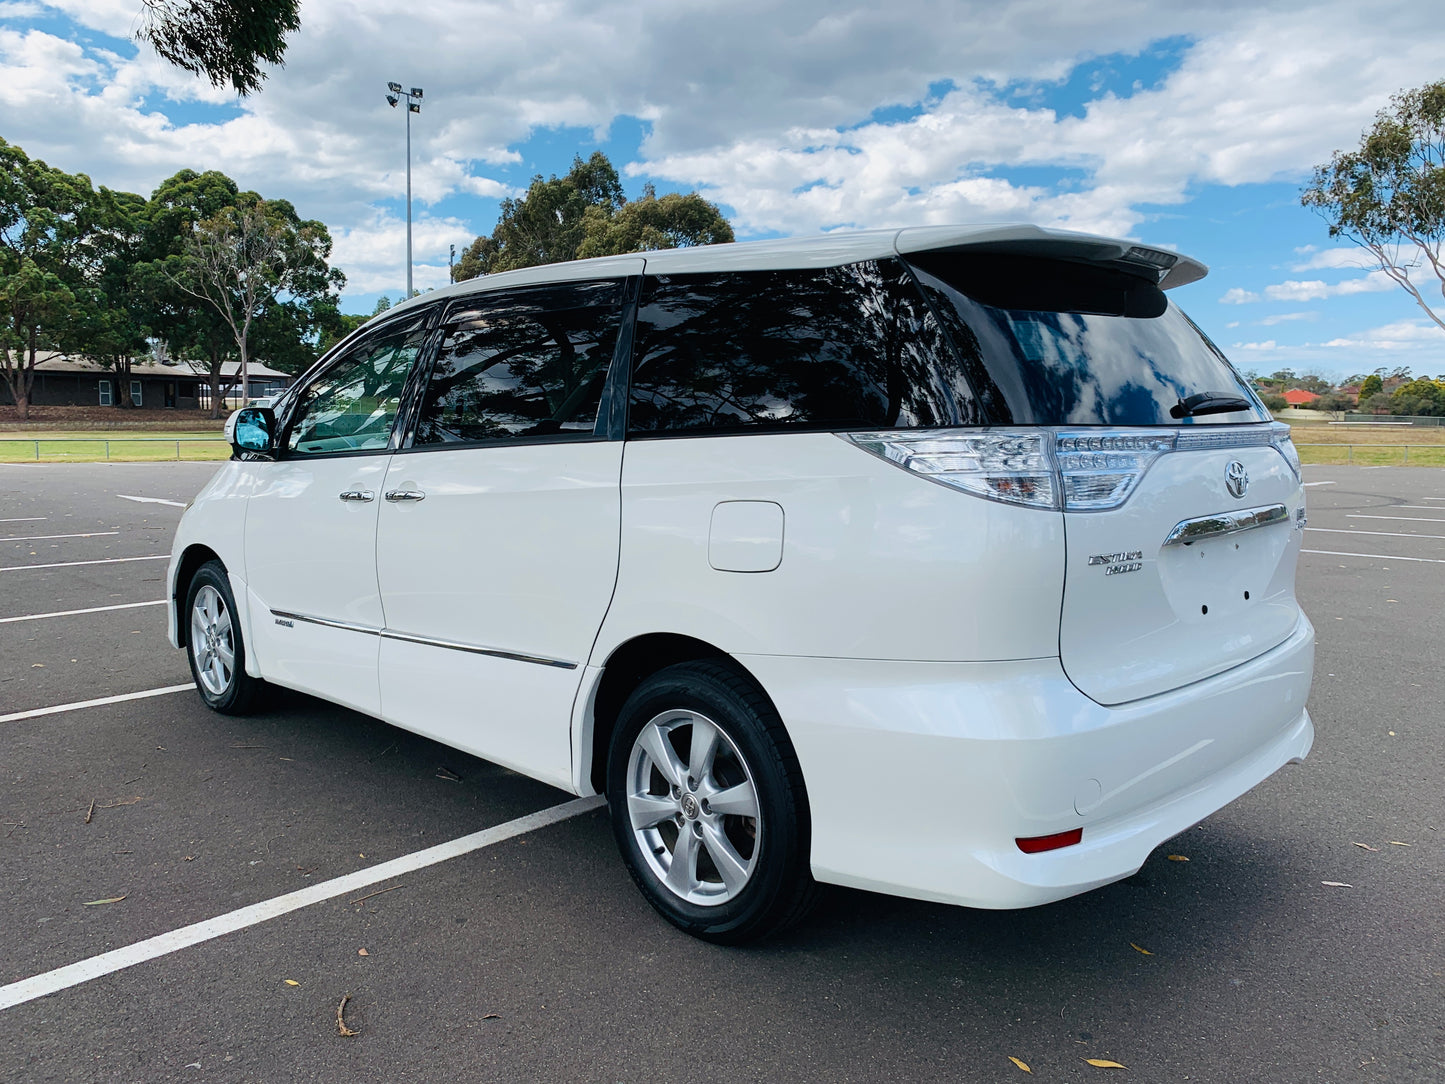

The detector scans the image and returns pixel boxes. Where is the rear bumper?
[738,613,1314,909]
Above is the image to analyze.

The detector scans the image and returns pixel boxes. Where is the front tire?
[185,560,262,715]
[606,660,818,943]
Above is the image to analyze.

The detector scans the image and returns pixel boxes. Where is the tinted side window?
[627,260,981,434]
[286,315,429,456]
[414,280,623,446]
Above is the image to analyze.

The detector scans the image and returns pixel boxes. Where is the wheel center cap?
[680,793,700,820]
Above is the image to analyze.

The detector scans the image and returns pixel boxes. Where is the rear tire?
[606,660,819,943]
[185,560,263,715]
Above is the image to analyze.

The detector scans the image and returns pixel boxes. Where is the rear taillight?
[841,428,1175,512]
[1269,422,1302,481]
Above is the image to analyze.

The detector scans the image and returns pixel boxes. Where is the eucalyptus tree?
[1302,79,1445,332]
[139,0,300,96]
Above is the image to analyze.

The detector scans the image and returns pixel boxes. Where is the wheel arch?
[173,543,223,649]
[586,633,781,797]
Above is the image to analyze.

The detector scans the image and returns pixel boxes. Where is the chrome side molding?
[1162,503,1289,547]
[268,609,576,669]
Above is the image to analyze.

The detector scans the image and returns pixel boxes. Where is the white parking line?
[116,494,186,508]
[1307,527,1445,541]
[1345,514,1445,524]
[0,517,46,523]
[1302,549,1445,564]
[0,684,193,724]
[0,600,167,625]
[0,554,168,572]
[0,531,119,543]
[1392,506,1445,511]
[1303,481,1336,487]
[0,796,605,1012]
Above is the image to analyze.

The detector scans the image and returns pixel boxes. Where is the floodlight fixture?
[386,80,427,297]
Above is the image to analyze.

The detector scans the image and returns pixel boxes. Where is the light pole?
[386,81,423,297]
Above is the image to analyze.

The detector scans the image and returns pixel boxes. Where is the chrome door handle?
[384,489,426,503]
[338,489,375,503]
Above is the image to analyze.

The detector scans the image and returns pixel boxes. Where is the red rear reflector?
[1016,828,1083,854]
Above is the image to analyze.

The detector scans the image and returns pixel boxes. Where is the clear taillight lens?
[1269,422,1302,480]
[842,431,1057,509]
[1054,430,1175,510]
[842,428,1176,511]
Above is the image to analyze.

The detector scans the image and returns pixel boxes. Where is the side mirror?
[231,406,277,460]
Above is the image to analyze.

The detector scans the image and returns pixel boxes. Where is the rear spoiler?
[893,224,1207,290]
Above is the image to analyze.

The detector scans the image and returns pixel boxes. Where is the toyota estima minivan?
[169,224,1314,943]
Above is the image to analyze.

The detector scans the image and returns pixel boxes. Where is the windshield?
[908,253,1269,427]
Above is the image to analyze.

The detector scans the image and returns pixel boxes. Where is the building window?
[99,381,112,406]
[130,380,143,407]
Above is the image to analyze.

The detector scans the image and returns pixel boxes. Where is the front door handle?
[384,489,426,503]
[338,489,375,503]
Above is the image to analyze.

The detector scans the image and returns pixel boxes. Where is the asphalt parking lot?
[1,461,1442,1082]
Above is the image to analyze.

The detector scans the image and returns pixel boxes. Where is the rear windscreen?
[907,253,1269,427]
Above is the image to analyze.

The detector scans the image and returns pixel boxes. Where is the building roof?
[29,353,293,380]
[1283,388,1322,404]
[388,223,1210,322]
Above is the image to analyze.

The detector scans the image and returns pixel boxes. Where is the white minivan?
[168,224,1314,943]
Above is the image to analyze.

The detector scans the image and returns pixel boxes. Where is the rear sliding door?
[374,274,634,790]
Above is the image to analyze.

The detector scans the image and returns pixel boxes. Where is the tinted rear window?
[908,253,1267,427]
[627,260,983,434]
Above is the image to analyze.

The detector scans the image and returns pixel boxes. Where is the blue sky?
[3,0,1443,382]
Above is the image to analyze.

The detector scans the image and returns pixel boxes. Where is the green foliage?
[1259,392,1288,412]
[1301,79,1445,331]
[454,152,733,281]
[139,0,301,96]
[1388,376,1445,416]
[1358,372,1384,398]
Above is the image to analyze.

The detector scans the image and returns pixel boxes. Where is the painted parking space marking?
[1303,481,1335,487]
[0,554,167,572]
[0,796,605,1012]
[0,684,193,725]
[1,531,119,543]
[0,600,166,626]
[1391,506,1445,511]
[1345,514,1445,523]
[1302,549,1445,564]
[1307,527,1445,541]
[0,517,47,523]
[116,494,186,508]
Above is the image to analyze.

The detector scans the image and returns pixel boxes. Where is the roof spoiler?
[893,224,1208,290]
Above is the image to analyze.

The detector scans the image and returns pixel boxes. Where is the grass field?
[1283,416,1445,466]
[0,431,230,463]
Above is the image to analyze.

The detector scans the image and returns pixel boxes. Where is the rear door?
[374,274,635,790]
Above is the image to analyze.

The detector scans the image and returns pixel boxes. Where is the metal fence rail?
[1294,443,1440,464]
[0,438,229,461]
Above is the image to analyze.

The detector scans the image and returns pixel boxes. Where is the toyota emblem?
[1225,460,1249,499]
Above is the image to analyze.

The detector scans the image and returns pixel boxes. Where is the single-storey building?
[0,354,295,410]
[1282,388,1321,407]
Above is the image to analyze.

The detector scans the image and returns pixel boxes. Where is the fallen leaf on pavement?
[1083,1058,1127,1068]
[82,896,126,906]
[1008,1055,1032,1072]
[482,1013,501,1020]
[1321,881,1352,888]
[1389,841,1411,847]
[284,979,300,986]
[1130,943,1153,955]
[1352,843,1378,851]
[358,948,369,956]
[1166,854,1189,862]
[337,995,359,1037]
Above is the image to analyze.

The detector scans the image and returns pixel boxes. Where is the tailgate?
[1059,439,1304,705]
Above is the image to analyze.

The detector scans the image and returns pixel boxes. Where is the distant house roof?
[1283,388,1321,405]
[29,353,293,380]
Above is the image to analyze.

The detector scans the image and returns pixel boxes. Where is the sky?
[2,0,1443,383]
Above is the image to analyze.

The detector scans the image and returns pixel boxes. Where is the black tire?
[606,660,819,944]
[184,559,263,715]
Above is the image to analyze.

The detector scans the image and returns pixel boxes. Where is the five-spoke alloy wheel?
[185,559,262,714]
[607,660,817,943]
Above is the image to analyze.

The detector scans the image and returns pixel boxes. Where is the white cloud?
[1233,340,1279,351]
[1258,311,1317,326]
[1291,245,1374,272]
[1263,273,1395,301]
[1221,287,1261,304]
[1323,319,1445,350]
